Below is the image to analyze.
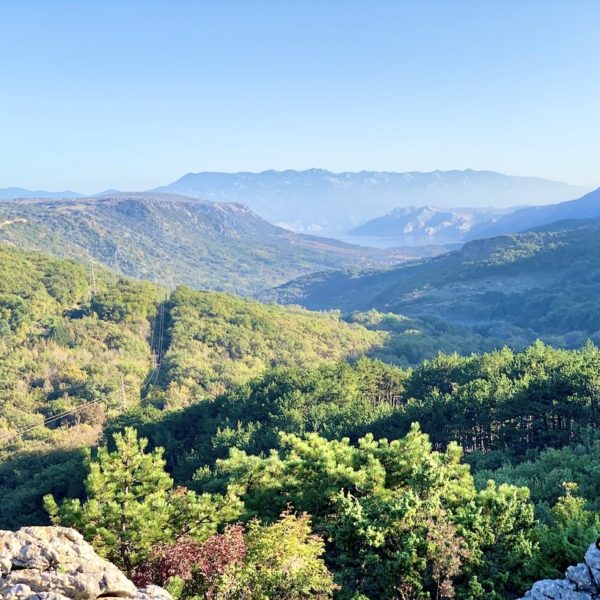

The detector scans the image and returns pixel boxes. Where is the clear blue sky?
[1,0,598,193]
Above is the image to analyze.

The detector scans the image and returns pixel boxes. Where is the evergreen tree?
[45,427,242,574]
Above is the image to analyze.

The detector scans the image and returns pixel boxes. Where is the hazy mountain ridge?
[0,192,410,295]
[467,186,600,239]
[0,187,84,200]
[350,204,512,243]
[154,168,586,236]
[1,171,586,241]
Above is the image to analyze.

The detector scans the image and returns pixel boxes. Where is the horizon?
[4,3,600,593]
[1,0,599,193]
[2,166,594,198]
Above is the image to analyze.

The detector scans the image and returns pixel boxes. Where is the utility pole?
[119,374,127,411]
[90,263,97,297]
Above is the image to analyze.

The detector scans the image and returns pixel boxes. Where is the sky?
[0,0,599,194]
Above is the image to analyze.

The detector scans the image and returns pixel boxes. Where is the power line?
[146,291,168,389]
[0,404,111,463]
[0,396,111,446]
[120,374,127,410]
[1,292,171,458]
[91,263,97,296]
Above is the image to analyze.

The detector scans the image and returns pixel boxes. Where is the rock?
[586,543,600,587]
[527,579,591,600]
[0,527,172,600]
[519,541,600,600]
[133,586,174,600]
[568,563,597,593]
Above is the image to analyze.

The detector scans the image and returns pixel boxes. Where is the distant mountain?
[0,192,411,295]
[350,205,513,244]
[153,169,586,236]
[264,217,600,346]
[0,187,84,200]
[467,187,600,239]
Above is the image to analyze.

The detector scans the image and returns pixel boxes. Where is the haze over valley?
[1,168,588,248]
[153,168,586,237]
[2,2,600,599]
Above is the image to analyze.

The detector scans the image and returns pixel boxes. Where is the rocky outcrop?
[520,542,600,600]
[0,527,171,600]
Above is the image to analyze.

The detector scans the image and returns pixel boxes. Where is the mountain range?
[153,169,585,235]
[0,193,411,295]
[349,205,512,244]
[1,170,587,240]
[467,186,600,239]
[0,187,84,200]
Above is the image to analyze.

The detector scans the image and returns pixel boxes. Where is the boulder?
[519,542,600,600]
[586,543,600,587]
[0,527,171,600]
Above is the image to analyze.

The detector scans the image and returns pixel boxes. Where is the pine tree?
[45,427,242,574]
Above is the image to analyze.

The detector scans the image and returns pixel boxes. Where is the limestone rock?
[519,542,600,600]
[0,527,171,600]
[525,579,590,600]
[133,586,174,600]
[568,564,597,594]
[586,543,600,587]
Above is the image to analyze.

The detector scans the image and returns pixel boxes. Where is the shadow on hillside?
[105,401,222,484]
[0,446,87,529]
[361,324,497,367]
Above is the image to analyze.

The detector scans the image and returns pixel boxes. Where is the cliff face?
[0,526,171,600]
[520,542,600,600]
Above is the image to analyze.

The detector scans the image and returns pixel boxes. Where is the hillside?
[12,339,600,599]
[265,218,600,347]
[3,245,600,599]
[0,187,84,200]
[0,193,408,295]
[0,245,397,461]
[154,168,584,236]
[0,245,388,453]
[350,205,509,243]
[468,186,600,239]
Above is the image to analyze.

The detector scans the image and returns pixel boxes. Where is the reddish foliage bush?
[133,524,246,591]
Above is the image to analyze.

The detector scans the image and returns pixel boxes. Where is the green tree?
[45,427,242,574]
[203,425,538,599]
[530,482,600,580]
[224,512,336,600]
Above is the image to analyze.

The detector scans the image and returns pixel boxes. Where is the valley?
[266,215,600,348]
[0,193,410,295]
[0,189,600,600]
[4,3,600,598]
[2,184,600,600]
[154,168,585,236]
[1,240,600,598]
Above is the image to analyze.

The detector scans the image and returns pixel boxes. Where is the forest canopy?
[1,245,600,598]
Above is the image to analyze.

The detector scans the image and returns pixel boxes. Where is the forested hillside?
[267,218,600,349]
[14,342,600,599]
[2,244,600,599]
[0,246,390,455]
[0,246,161,454]
[0,193,408,295]
[107,341,600,496]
